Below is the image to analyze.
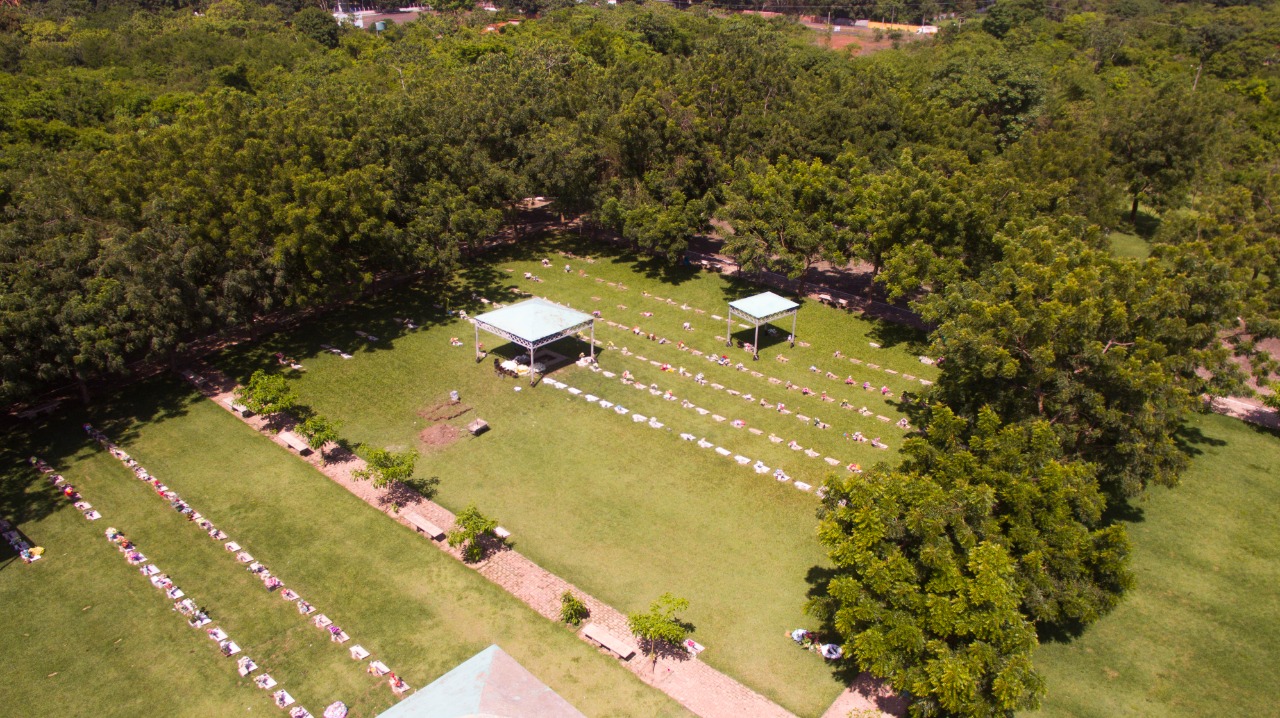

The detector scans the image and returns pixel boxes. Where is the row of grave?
[30,454,318,715]
[599,344,910,447]
[593,362,894,454]
[558,260,939,385]
[2,516,43,564]
[74,425,414,714]
[589,308,922,404]
[547,367,884,494]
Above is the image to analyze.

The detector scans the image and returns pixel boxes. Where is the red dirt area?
[808,25,923,56]
[420,422,461,450]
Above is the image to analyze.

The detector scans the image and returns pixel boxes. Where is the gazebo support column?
[475,322,481,363]
[726,314,732,347]
[726,292,801,361]
[471,298,596,389]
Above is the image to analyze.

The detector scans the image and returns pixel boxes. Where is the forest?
[0,0,1277,715]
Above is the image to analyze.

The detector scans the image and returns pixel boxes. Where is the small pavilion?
[375,644,586,718]
[726,291,800,360]
[473,298,594,385]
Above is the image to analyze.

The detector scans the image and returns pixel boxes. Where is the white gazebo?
[726,291,800,360]
[473,298,595,385]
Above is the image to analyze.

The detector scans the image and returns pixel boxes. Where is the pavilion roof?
[728,292,799,322]
[375,645,586,718]
[473,298,593,347]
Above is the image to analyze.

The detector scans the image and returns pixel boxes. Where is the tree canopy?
[1,2,1278,714]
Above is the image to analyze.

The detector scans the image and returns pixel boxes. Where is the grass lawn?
[0,386,690,718]
[1109,231,1152,259]
[4,231,1276,718]
[1031,412,1280,717]
[209,233,935,717]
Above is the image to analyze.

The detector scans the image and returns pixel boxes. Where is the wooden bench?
[581,623,637,660]
[404,513,445,540]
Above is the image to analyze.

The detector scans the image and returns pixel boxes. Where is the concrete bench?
[494,526,512,540]
[582,623,637,660]
[278,431,312,455]
[15,400,60,420]
[223,398,253,417]
[405,513,445,540]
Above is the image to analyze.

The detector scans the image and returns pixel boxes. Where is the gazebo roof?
[728,291,799,322]
[473,298,593,347]
[375,645,586,718]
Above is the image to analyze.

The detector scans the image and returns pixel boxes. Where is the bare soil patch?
[808,25,923,56]
[420,422,462,450]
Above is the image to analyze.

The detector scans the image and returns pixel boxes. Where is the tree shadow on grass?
[376,477,440,512]
[868,321,930,353]
[0,377,198,530]
[213,279,477,385]
[628,254,703,287]
[0,444,63,534]
[803,564,910,717]
[1244,420,1280,440]
[1036,616,1092,645]
[726,326,792,354]
[1131,207,1162,239]
[1173,422,1228,460]
[715,273,781,304]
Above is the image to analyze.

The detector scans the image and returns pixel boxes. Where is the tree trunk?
[1130,193,1141,225]
[75,370,91,405]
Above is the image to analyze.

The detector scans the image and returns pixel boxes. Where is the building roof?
[473,298,593,348]
[376,645,586,718]
[728,291,800,321]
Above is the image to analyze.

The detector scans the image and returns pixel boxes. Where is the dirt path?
[194,369,899,718]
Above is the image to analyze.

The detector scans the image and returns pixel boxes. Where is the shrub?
[560,591,589,626]
[447,504,499,562]
[353,447,417,488]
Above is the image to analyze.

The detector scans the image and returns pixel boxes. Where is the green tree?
[1104,80,1216,224]
[720,156,859,288]
[297,414,341,462]
[353,447,418,488]
[860,149,1053,300]
[235,370,299,418]
[627,592,692,670]
[559,591,590,626]
[904,406,1133,627]
[917,225,1233,498]
[447,503,499,562]
[811,467,1045,718]
[293,7,339,49]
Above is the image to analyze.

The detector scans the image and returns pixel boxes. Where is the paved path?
[195,369,887,718]
[1206,395,1280,430]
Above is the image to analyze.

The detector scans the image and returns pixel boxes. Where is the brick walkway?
[195,368,894,718]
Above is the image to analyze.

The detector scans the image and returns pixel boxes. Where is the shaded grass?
[1031,412,1280,717]
[204,233,937,716]
[0,388,690,718]
[1108,231,1152,260]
